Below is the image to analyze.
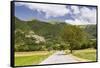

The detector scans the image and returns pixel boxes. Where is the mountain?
[14,17,96,40]
[84,25,97,39]
[14,17,67,41]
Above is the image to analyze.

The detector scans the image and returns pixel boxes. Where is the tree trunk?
[70,43,73,53]
[70,48,73,53]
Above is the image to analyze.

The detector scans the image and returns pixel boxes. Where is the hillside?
[15,17,96,39]
[15,17,67,40]
[14,17,97,51]
[77,25,96,39]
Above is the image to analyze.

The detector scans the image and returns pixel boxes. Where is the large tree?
[61,25,87,53]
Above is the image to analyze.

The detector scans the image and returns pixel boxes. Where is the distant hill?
[14,17,96,39]
[14,17,67,41]
[84,25,96,39]
[77,24,96,39]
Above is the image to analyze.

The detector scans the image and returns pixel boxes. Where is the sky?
[15,2,97,25]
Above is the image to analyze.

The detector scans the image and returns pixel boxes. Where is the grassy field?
[15,51,54,66]
[72,49,97,61]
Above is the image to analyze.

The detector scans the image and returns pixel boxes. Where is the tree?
[61,25,87,53]
[15,29,26,51]
[25,31,46,51]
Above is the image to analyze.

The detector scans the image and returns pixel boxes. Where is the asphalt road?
[40,51,79,64]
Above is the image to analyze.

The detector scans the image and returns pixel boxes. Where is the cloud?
[71,6,80,14]
[15,2,70,18]
[65,19,91,25]
[15,2,96,25]
[80,7,96,24]
[65,6,96,25]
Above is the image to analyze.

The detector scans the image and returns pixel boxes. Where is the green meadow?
[15,51,53,66]
[73,49,96,61]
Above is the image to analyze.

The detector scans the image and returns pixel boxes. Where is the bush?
[91,40,97,49]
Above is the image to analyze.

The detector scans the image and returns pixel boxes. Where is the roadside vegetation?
[15,51,54,66]
[72,49,96,61]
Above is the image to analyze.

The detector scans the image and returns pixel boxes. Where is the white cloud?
[65,6,96,25]
[80,7,96,24]
[15,2,70,18]
[71,6,80,14]
[65,19,91,25]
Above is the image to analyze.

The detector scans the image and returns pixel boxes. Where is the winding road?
[40,51,79,64]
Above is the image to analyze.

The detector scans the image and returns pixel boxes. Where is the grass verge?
[15,51,53,66]
[72,49,96,61]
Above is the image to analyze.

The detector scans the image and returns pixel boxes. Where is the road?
[40,51,79,64]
